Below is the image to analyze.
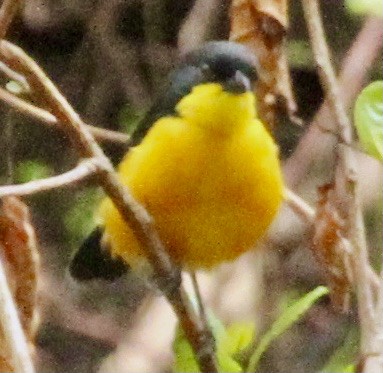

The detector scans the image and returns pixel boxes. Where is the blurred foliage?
[173,286,329,372]
[247,286,329,372]
[64,187,102,247]
[287,40,314,68]
[15,159,52,183]
[173,310,254,373]
[365,199,383,272]
[320,326,358,373]
[346,0,383,17]
[354,81,383,161]
[118,103,146,135]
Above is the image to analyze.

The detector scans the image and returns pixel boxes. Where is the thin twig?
[0,258,35,373]
[283,188,315,223]
[190,271,210,328]
[284,16,383,187]
[0,158,99,197]
[283,188,381,293]
[0,60,30,91]
[0,86,131,145]
[0,39,218,372]
[0,0,21,39]
[302,2,380,371]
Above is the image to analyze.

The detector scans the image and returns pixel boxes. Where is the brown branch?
[0,87,131,145]
[302,3,352,144]
[190,271,210,331]
[0,158,99,197]
[283,188,315,223]
[0,0,21,39]
[0,40,217,372]
[284,16,383,187]
[302,2,381,371]
[0,258,35,373]
[283,188,380,291]
[0,61,30,91]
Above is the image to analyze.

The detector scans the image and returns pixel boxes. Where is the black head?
[131,41,258,144]
[182,41,258,94]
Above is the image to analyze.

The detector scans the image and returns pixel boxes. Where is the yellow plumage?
[98,83,283,271]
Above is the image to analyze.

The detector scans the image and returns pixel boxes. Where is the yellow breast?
[99,84,283,270]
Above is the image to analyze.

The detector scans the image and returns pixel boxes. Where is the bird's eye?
[201,63,210,74]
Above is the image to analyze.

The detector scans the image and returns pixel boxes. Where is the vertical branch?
[0,2,35,373]
[302,1,380,371]
[302,1,352,144]
[0,258,35,373]
[284,16,383,187]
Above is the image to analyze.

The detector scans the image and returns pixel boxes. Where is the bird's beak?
[223,70,251,94]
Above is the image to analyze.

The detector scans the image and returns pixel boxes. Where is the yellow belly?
[99,116,283,270]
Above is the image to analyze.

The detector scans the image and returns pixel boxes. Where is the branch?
[284,16,383,187]
[0,257,35,373]
[0,61,30,91]
[0,0,21,39]
[302,2,381,371]
[0,86,130,145]
[283,188,315,223]
[0,40,217,372]
[0,158,99,197]
[283,188,380,293]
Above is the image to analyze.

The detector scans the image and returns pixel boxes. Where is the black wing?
[69,227,129,281]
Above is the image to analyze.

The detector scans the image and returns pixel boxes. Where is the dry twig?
[0,2,36,372]
[283,187,315,223]
[0,158,99,198]
[0,259,35,373]
[302,1,381,371]
[284,16,383,187]
[0,0,20,39]
[0,87,130,145]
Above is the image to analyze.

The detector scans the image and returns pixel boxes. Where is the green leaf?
[217,354,243,373]
[173,310,225,373]
[173,311,254,372]
[15,160,52,183]
[173,326,201,373]
[346,0,383,17]
[247,286,329,372]
[343,364,356,372]
[221,322,255,356]
[354,81,383,161]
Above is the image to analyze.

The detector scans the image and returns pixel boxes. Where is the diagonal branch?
[0,158,99,197]
[0,0,21,40]
[283,187,315,223]
[0,39,218,372]
[0,87,130,145]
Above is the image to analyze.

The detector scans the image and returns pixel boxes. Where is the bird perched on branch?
[69,41,283,281]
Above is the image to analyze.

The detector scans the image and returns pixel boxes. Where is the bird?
[69,41,283,282]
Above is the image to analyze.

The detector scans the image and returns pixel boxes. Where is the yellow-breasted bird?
[69,41,283,281]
